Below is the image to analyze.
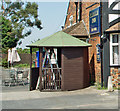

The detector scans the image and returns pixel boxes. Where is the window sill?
[109,65,120,67]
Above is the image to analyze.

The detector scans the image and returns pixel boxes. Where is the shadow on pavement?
[2,84,29,93]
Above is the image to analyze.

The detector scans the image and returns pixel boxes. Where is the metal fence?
[2,68,30,86]
[42,68,61,91]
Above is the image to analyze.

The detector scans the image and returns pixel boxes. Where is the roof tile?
[62,21,89,36]
[106,22,120,32]
[27,31,91,47]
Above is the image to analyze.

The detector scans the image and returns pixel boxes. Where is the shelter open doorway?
[30,47,62,91]
[42,48,62,91]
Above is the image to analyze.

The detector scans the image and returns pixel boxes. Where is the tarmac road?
[1,85,119,109]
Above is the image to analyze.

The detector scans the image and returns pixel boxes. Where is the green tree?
[1,16,18,49]
[1,1,42,51]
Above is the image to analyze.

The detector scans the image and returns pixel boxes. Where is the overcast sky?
[17,2,69,49]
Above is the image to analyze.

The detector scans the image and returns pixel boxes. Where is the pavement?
[1,67,119,109]
[1,85,119,109]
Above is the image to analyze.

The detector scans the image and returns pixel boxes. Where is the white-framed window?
[78,9,80,21]
[110,33,120,66]
[69,15,73,26]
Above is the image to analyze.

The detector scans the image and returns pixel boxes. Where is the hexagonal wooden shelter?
[27,31,91,91]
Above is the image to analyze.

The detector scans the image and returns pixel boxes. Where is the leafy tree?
[1,1,42,52]
[1,16,18,48]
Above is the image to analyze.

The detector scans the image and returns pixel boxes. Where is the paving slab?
[1,85,118,109]
[1,67,119,109]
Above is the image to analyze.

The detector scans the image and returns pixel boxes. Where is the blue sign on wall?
[96,44,101,63]
[89,7,101,34]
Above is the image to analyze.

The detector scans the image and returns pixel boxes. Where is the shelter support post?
[39,48,42,91]
[30,47,32,91]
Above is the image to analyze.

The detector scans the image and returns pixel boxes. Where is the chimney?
[79,2,82,21]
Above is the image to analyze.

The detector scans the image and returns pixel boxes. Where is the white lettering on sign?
[90,10,98,18]
[91,27,97,32]
[92,17,96,23]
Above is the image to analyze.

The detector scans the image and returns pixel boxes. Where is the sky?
[17,2,69,49]
[16,0,119,49]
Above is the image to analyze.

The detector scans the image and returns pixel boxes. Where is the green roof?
[27,31,91,47]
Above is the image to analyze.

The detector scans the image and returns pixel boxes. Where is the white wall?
[108,0,120,23]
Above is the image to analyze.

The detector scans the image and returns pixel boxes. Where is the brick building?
[63,1,102,85]
[63,0,120,88]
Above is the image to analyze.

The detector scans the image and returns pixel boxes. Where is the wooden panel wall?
[83,48,90,87]
[61,47,89,91]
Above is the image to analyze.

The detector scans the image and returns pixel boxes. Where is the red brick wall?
[88,35,101,83]
[81,2,101,83]
[110,68,120,88]
[64,2,77,28]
